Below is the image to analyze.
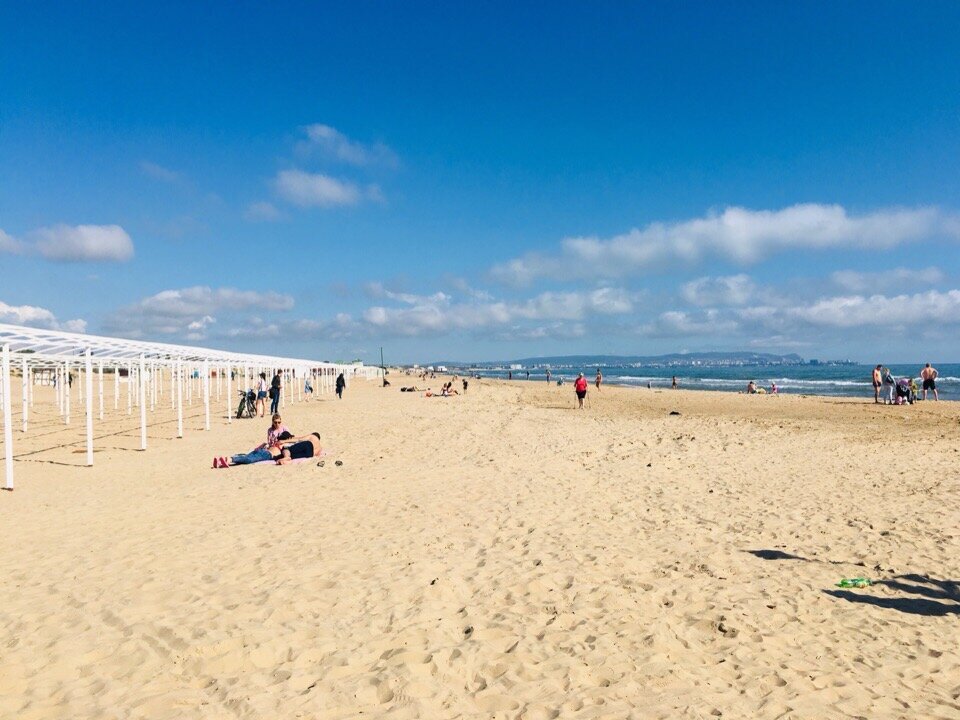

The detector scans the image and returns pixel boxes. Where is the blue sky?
[2,3,959,363]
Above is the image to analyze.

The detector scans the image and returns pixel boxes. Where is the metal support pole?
[21,357,28,432]
[226,364,232,424]
[3,344,13,490]
[176,359,183,438]
[127,363,133,415]
[85,349,94,466]
[114,366,119,411]
[170,362,176,409]
[65,360,71,425]
[98,360,104,421]
[203,360,210,430]
[139,354,147,450]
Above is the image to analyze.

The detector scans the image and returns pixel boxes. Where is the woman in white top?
[256,372,269,417]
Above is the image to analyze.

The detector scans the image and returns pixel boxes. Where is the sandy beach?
[1,377,958,719]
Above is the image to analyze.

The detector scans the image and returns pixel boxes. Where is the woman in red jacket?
[574,372,588,409]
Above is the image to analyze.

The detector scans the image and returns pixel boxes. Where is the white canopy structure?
[0,322,382,490]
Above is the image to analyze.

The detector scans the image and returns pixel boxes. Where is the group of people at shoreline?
[871,363,939,404]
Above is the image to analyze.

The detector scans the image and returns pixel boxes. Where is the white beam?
[203,360,210,431]
[2,344,13,490]
[21,357,28,432]
[139,354,147,451]
[176,359,183,439]
[85,349,94,466]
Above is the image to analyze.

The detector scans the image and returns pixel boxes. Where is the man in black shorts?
[277,432,323,464]
[920,363,939,401]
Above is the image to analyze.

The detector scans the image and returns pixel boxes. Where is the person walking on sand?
[335,372,346,399]
[671,376,678,390]
[269,370,282,415]
[595,368,603,392]
[255,372,269,417]
[546,369,551,384]
[872,364,882,403]
[574,372,588,409]
[920,363,939,401]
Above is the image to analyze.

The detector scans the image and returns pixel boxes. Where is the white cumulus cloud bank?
[681,274,756,306]
[830,267,944,294]
[647,288,960,340]
[104,286,295,339]
[491,204,959,284]
[0,300,87,332]
[361,287,637,337]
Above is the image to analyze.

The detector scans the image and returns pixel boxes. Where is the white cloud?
[0,300,86,332]
[681,274,756,306]
[140,161,180,183]
[104,286,294,339]
[787,289,960,328]
[274,170,361,208]
[32,224,134,262]
[0,229,24,254]
[830,267,944,293]
[301,124,398,167]
[243,201,284,222]
[360,287,638,337]
[491,204,959,284]
[641,309,740,338]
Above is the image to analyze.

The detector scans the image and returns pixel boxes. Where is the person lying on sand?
[276,432,323,464]
[214,444,283,468]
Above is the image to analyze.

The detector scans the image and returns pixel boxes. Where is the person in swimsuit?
[920,363,939,401]
[277,432,323,464]
[574,372,588,409]
[671,376,678,389]
[595,368,602,392]
[872,365,882,403]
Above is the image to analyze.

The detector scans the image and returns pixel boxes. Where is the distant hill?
[428,351,806,367]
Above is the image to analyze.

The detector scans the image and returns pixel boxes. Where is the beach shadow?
[824,574,959,617]
[745,549,809,561]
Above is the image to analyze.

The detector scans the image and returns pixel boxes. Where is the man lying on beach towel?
[276,432,323,464]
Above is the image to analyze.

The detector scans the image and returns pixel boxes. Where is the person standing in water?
[671,376,678,390]
[546,369,551,384]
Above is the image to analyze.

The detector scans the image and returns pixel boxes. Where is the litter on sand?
[836,578,873,588]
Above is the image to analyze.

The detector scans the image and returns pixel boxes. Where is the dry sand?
[1,377,958,719]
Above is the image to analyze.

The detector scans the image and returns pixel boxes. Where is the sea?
[455,363,960,400]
